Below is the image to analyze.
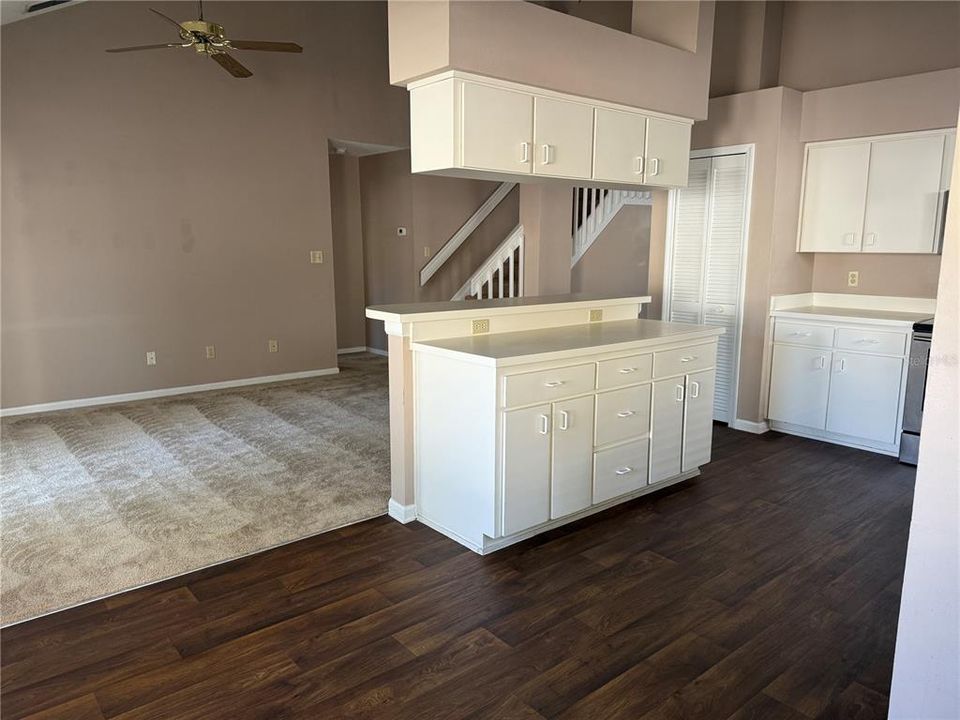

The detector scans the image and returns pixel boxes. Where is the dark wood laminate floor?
[1,426,915,720]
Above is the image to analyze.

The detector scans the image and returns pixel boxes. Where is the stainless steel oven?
[899,318,934,465]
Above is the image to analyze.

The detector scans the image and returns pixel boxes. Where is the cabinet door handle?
[864,232,877,247]
[617,410,635,418]
[541,144,551,165]
[690,381,700,399]
[618,367,637,374]
[837,358,847,373]
[559,410,570,431]
[842,232,857,246]
[816,355,826,369]
[615,466,633,476]
[676,384,685,402]
[544,380,565,388]
[650,157,661,176]
[635,156,645,174]
[680,356,697,363]
[538,414,550,435]
[520,142,530,163]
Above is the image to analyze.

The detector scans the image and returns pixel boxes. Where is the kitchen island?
[366,295,723,553]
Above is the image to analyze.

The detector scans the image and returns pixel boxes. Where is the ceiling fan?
[105,1,302,78]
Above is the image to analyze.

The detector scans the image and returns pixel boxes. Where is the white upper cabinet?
[460,82,534,175]
[592,108,647,184]
[533,97,594,179]
[797,142,871,252]
[797,129,954,254]
[862,134,945,253]
[408,71,693,187]
[644,117,692,188]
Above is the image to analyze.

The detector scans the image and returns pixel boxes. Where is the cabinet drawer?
[835,328,907,356]
[774,321,834,348]
[653,343,716,379]
[596,353,653,389]
[596,385,651,447]
[594,439,649,504]
[502,363,595,408]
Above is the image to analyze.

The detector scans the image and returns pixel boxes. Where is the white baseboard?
[388,499,417,524]
[729,418,770,434]
[0,367,341,418]
[366,346,389,358]
[337,347,367,355]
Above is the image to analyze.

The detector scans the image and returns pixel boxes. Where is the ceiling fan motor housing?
[180,20,225,53]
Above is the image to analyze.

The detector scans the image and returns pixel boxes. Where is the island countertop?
[366,293,651,324]
[410,318,723,367]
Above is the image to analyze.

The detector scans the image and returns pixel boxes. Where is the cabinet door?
[862,134,946,253]
[461,82,533,175]
[682,370,715,472]
[826,352,904,444]
[592,108,647,184]
[650,377,685,483]
[533,96,594,179]
[551,396,595,519]
[644,117,691,188]
[798,142,871,252]
[767,345,832,430]
[502,404,551,536]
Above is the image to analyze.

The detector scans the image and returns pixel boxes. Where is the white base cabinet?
[414,330,721,554]
[767,316,910,454]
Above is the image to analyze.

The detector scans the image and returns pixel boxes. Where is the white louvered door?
[666,153,748,423]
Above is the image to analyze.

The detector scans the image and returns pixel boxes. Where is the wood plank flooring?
[1,426,916,719]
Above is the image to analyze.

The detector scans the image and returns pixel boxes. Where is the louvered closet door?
[668,158,710,323]
[667,153,748,423]
[701,154,747,421]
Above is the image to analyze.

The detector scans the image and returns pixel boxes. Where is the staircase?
[571,187,652,266]
[452,224,524,300]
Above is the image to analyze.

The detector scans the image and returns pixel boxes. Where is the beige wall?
[779,1,960,92]
[359,149,520,350]
[709,0,782,98]
[389,0,716,120]
[520,184,574,297]
[572,205,651,298]
[329,153,367,350]
[1,1,408,409]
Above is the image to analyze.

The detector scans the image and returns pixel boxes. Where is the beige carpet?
[0,353,390,625]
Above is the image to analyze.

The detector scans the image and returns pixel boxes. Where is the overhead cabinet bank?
[408,71,693,188]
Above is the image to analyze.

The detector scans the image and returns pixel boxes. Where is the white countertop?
[771,305,932,325]
[366,294,650,323]
[769,293,935,327]
[411,319,723,367]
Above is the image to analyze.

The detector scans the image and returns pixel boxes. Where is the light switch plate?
[309,250,323,264]
[472,319,490,334]
[847,271,859,288]
[205,345,216,360]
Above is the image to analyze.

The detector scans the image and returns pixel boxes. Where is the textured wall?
[1,1,408,408]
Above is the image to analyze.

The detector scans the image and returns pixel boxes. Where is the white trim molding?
[365,346,389,358]
[729,419,770,434]
[0,367,341,418]
[388,499,417,524]
[337,346,368,355]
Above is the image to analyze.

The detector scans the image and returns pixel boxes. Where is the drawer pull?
[543,380,566,388]
[855,338,880,345]
[615,466,633,476]
[789,331,812,338]
[538,414,549,435]
[618,367,638,374]
[616,410,635,418]
[679,356,697,363]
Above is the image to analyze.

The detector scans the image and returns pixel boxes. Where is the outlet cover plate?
[589,309,603,322]
[847,271,859,288]
[472,319,490,334]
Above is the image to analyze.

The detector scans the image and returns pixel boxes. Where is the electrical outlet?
[589,309,603,322]
[847,270,860,288]
[309,250,323,264]
[268,339,279,353]
[205,345,216,360]
[146,351,157,366]
[472,319,490,334]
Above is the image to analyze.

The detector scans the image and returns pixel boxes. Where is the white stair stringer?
[571,187,652,267]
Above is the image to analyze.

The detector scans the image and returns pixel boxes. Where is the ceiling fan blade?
[228,40,303,53]
[211,52,253,78]
[106,42,186,53]
[149,8,186,33]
